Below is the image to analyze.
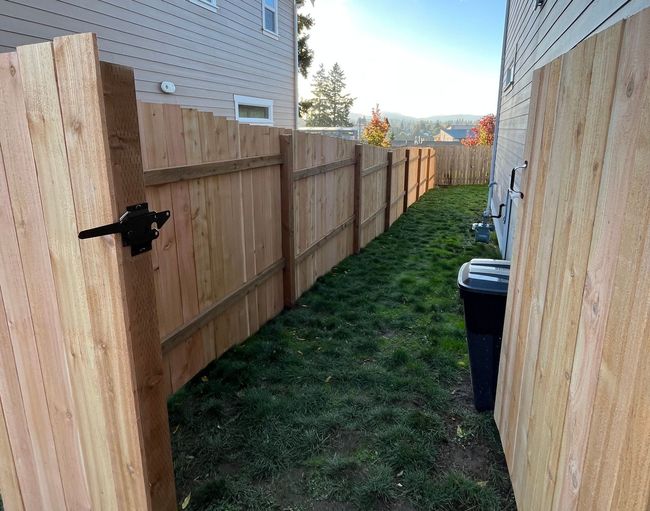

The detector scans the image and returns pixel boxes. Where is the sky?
[298,0,507,118]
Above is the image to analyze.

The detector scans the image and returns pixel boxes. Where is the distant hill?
[349,112,483,125]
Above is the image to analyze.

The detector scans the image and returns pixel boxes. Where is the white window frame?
[261,0,279,38]
[188,0,217,13]
[234,95,274,125]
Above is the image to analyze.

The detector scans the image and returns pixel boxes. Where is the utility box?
[457,259,510,412]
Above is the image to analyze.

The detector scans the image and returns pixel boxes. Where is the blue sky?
[298,0,507,117]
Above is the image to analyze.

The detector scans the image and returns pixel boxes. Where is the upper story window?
[234,95,274,125]
[262,0,279,36]
[188,0,217,13]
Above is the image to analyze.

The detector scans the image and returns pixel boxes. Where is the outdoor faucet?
[508,161,527,199]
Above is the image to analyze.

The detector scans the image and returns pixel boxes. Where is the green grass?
[169,185,515,511]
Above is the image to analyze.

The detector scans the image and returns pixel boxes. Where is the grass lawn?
[169,185,515,511]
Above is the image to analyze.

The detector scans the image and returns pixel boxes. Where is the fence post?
[280,133,297,307]
[404,148,410,212]
[431,148,437,188]
[415,148,422,200]
[384,151,394,231]
[353,144,363,254]
[426,149,432,191]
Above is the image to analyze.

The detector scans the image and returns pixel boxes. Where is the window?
[234,95,274,125]
[503,62,515,91]
[188,0,217,13]
[262,0,278,36]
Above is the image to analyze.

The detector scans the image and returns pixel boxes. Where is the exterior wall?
[492,0,650,258]
[0,0,297,128]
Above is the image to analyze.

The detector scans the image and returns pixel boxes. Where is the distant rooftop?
[441,127,474,140]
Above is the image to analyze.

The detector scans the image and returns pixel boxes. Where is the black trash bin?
[457,258,510,412]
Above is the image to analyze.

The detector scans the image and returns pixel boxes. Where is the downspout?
[293,0,299,130]
[487,0,512,256]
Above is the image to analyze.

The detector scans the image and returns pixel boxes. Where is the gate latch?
[78,203,171,256]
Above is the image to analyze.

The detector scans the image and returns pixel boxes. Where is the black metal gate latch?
[78,203,171,256]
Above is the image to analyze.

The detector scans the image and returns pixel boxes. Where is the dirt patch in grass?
[169,185,515,510]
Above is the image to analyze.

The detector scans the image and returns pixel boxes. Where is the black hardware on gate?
[78,203,171,256]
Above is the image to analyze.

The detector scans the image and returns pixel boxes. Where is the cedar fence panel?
[387,147,408,227]
[0,34,175,510]
[292,132,356,298]
[138,103,284,393]
[417,148,431,198]
[405,148,420,207]
[435,145,491,185]
[359,144,390,249]
[495,11,650,511]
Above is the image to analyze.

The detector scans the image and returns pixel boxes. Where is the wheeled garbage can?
[457,258,510,412]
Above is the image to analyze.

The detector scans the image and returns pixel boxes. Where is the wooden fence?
[0,32,488,511]
[435,145,491,185]
[495,10,650,511]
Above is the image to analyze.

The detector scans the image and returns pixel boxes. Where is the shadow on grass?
[169,185,515,511]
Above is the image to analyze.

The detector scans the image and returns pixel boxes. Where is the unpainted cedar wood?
[17,40,114,510]
[507,57,563,497]
[239,123,261,332]
[100,63,176,510]
[0,381,24,510]
[494,66,545,445]
[159,104,205,393]
[279,132,297,306]
[578,10,650,510]
[522,31,613,511]
[53,32,149,509]
[0,50,69,510]
[138,102,184,339]
[182,107,217,367]
[552,20,626,510]
[0,160,39,511]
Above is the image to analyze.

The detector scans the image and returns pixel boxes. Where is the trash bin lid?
[458,258,510,296]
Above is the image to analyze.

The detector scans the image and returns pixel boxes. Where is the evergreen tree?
[305,63,355,127]
[296,0,315,79]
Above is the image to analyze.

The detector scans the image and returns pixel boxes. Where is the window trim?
[261,0,279,37]
[188,0,217,13]
[234,95,274,125]
[503,62,515,91]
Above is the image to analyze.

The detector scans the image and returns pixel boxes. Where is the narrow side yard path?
[169,185,515,511]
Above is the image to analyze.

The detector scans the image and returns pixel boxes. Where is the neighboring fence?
[0,33,487,511]
[435,145,491,185]
[495,11,650,511]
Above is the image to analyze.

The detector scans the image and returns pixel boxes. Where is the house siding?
[493,0,650,258]
[0,0,297,128]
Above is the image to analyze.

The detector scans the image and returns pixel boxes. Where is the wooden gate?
[495,8,650,510]
[0,34,175,510]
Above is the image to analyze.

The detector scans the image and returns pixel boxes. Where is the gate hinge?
[78,203,171,256]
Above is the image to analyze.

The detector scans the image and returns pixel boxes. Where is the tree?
[362,105,391,148]
[296,0,315,79]
[462,114,496,146]
[305,63,355,127]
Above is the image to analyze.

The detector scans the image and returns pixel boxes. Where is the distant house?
[0,0,298,128]
[434,125,474,142]
[491,0,650,257]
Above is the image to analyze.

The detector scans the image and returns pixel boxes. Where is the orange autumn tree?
[362,105,391,148]
[462,114,495,146]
